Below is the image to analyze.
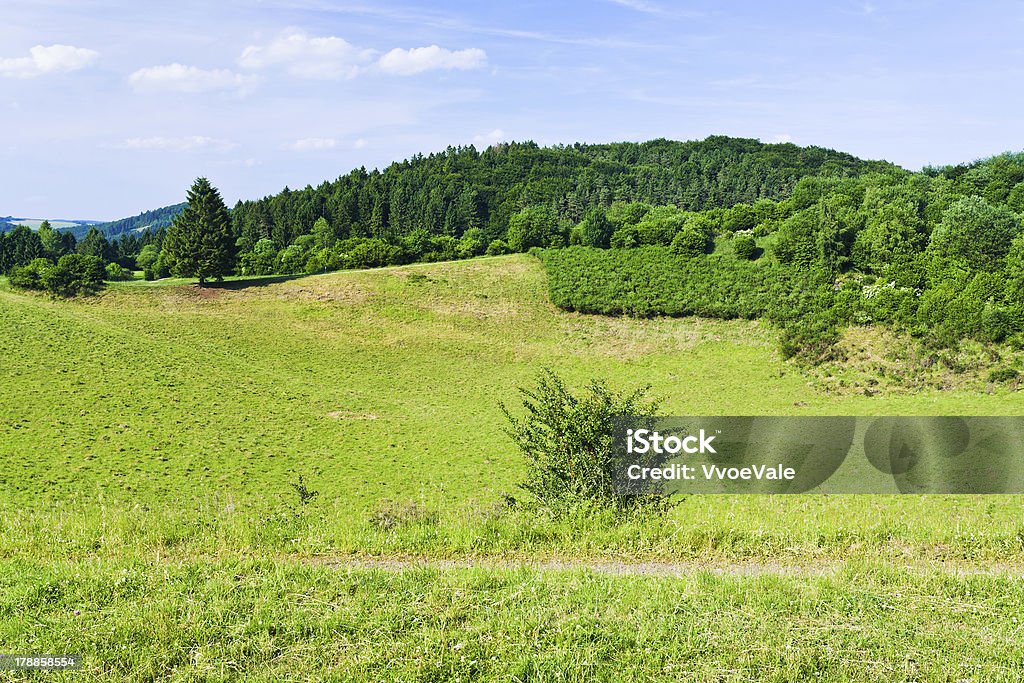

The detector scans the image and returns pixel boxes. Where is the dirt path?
[316,556,1024,577]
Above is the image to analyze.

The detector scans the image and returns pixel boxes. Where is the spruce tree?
[164,177,235,285]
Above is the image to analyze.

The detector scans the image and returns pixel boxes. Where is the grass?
[2,558,1024,681]
[4,254,1024,680]
[4,255,1022,515]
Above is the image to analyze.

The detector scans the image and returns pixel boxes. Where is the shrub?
[346,238,403,268]
[609,225,640,249]
[424,235,459,262]
[239,239,278,276]
[669,228,709,258]
[988,367,1020,384]
[457,228,487,258]
[502,369,665,514]
[733,233,757,260]
[105,262,130,281]
[276,244,308,274]
[634,206,688,246]
[507,206,563,252]
[41,254,106,297]
[577,207,614,248]
[486,239,510,256]
[9,258,53,291]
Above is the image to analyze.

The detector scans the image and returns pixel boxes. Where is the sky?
[2,0,1024,220]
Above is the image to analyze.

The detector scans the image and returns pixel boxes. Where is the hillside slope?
[2,254,1021,515]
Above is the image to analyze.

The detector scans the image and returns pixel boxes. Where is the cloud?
[239,29,376,79]
[472,128,505,147]
[118,136,236,152]
[0,44,98,79]
[767,134,794,144]
[353,138,369,149]
[605,0,664,14]
[129,64,257,94]
[377,45,487,76]
[287,137,337,151]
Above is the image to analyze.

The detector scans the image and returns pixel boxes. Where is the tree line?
[541,155,1024,360]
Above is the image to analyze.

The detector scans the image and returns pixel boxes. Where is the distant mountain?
[81,203,186,239]
[0,217,103,233]
[0,204,185,239]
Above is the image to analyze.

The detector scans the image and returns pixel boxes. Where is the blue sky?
[2,0,1023,220]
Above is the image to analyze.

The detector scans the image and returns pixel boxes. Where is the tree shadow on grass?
[200,273,318,291]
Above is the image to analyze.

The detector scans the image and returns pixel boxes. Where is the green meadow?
[3,254,1024,680]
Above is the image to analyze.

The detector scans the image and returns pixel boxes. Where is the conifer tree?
[164,177,235,285]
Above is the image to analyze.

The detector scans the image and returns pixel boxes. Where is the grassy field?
[4,559,1024,681]
[3,254,1024,680]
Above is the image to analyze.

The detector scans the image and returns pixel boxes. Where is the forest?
[3,135,1024,359]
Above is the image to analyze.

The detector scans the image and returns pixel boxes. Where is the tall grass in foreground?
[2,558,1023,681]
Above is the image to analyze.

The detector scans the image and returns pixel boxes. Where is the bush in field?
[485,239,510,256]
[8,258,53,291]
[733,233,758,260]
[41,254,106,297]
[424,235,459,262]
[276,243,308,274]
[669,228,709,258]
[105,262,131,281]
[722,203,756,233]
[135,244,159,277]
[772,208,818,266]
[607,200,651,225]
[346,238,403,268]
[609,225,640,249]
[635,206,688,246]
[457,228,487,258]
[502,369,665,513]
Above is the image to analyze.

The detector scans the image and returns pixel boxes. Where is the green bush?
[8,258,53,291]
[485,239,510,256]
[239,239,278,276]
[669,228,709,258]
[105,262,131,281]
[733,233,758,260]
[41,254,106,297]
[507,206,563,252]
[346,238,403,268]
[502,369,665,514]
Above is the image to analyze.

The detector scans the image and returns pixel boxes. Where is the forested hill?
[74,203,186,239]
[230,136,895,249]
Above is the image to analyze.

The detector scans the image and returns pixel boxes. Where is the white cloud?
[605,0,664,14]
[129,63,257,94]
[239,29,376,79]
[353,138,369,149]
[377,45,487,76]
[767,134,794,144]
[288,137,337,151]
[118,136,236,152]
[472,128,506,147]
[0,44,98,79]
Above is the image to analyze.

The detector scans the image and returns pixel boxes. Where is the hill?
[81,202,186,239]
[230,136,895,249]
[0,216,102,233]
[0,204,185,239]
[3,255,1024,680]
